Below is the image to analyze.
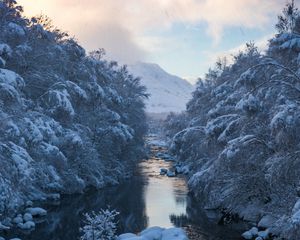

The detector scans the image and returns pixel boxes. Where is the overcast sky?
[18,0,286,83]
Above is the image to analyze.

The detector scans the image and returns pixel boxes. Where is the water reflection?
[5,175,148,240]
[5,150,248,240]
[140,158,188,228]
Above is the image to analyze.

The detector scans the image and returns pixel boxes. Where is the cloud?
[75,22,146,64]
[18,0,285,62]
[198,33,274,79]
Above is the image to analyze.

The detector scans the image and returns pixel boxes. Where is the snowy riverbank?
[118,226,188,240]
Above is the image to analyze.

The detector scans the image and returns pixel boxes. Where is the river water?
[5,138,247,240]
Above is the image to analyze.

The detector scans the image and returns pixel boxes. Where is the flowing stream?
[4,136,248,240]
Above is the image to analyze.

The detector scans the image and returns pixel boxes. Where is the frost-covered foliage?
[80,209,119,240]
[164,2,300,239]
[0,1,147,216]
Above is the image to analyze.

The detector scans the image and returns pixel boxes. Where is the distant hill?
[128,62,194,113]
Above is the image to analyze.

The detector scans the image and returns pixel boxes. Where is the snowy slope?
[128,62,194,113]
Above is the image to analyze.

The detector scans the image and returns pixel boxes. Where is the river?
[4,136,247,240]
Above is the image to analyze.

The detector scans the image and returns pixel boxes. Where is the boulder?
[242,231,253,239]
[257,229,269,239]
[46,193,60,201]
[17,221,35,230]
[23,213,33,222]
[12,215,23,225]
[25,207,47,217]
[160,169,168,175]
[249,227,258,236]
[118,233,137,239]
[140,226,164,239]
[258,215,277,229]
[167,170,175,177]
[25,201,33,207]
[175,166,184,174]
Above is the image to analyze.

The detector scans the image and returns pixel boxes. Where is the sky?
[18,0,287,84]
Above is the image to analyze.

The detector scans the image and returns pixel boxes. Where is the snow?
[0,5,149,235]
[235,68,256,87]
[128,62,194,113]
[0,57,5,67]
[17,221,35,230]
[23,118,43,143]
[8,142,33,178]
[118,227,188,240]
[258,215,277,228]
[225,147,240,159]
[257,229,269,239]
[270,103,297,130]
[205,114,239,137]
[0,68,25,88]
[147,139,167,147]
[6,121,21,137]
[292,199,300,214]
[110,124,134,142]
[0,222,10,230]
[140,226,164,239]
[120,237,146,240]
[66,81,88,100]
[25,207,47,217]
[161,228,188,240]
[34,117,61,143]
[249,227,259,236]
[236,94,260,112]
[0,83,20,103]
[118,233,138,239]
[292,199,300,224]
[8,22,25,36]
[241,230,253,239]
[107,87,123,104]
[12,215,23,224]
[47,89,75,116]
[46,193,60,201]
[0,68,25,89]
[15,44,32,55]
[25,201,33,207]
[166,170,175,177]
[23,213,33,222]
[292,209,300,223]
[0,43,12,57]
[279,37,300,50]
[88,82,105,99]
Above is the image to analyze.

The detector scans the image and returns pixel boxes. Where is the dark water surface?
[5,149,247,240]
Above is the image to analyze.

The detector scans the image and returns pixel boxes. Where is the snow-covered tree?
[80,209,119,240]
[164,1,300,238]
[276,0,299,34]
[0,0,148,219]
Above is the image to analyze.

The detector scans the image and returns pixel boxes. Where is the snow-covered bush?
[80,209,119,240]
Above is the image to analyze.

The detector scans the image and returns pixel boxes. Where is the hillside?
[129,62,194,113]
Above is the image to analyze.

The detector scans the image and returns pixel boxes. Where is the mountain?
[128,62,194,113]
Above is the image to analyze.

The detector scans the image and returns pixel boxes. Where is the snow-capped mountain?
[129,62,194,113]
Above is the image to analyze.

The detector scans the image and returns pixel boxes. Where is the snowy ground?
[118,225,188,240]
